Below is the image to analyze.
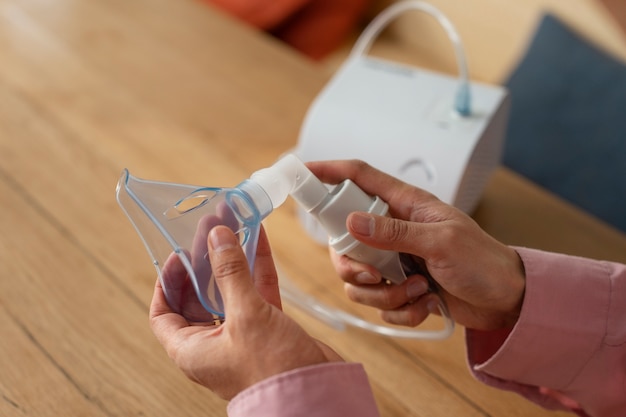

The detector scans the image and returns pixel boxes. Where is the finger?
[192,215,222,262]
[306,160,399,195]
[149,278,190,351]
[253,225,282,310]
[207,225,265,320]
[150,277,176,317]
[346,212,440,257]
[160,251,189,293]
[379,294,436,327]
[306,160,439,219]
[216,201,239,232]
[160,250,211,321]
[329,249,382,285]
[343,276,429,310]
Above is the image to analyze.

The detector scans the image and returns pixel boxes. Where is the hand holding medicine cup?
[149,223,342,400]
[307,159,527,332]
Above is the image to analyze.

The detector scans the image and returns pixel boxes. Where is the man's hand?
[150,225,342,400]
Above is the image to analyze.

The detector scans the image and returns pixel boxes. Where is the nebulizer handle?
[251,154,454,340]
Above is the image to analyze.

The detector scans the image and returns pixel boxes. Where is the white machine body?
[294,56,510,243]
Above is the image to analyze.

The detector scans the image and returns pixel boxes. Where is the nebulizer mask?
[117,153,454,339]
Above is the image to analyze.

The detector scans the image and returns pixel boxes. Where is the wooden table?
[1,1,624,416]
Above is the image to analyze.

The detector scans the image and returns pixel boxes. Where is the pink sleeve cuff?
[467,247,626,416]
[471,247,611,387]
[227,362,380,417]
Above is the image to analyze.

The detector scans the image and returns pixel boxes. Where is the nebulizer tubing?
[279,271,454,339]
[349,0,471,116]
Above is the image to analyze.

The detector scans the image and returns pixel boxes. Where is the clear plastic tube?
[279,270,454,339]
[349,0,471,116]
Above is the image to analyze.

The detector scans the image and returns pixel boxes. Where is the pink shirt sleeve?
[227,362,380,417]
[467,247,626,417]
[228,248,625,417]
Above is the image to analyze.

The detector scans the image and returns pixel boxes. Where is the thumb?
[207,225,264,320]
[347,212,434,257]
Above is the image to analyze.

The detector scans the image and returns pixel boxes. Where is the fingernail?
[209,227,237,252]
[355,272,379,284]
[406,279,428,299]
[427,298,439,314]
[349,212,374,237]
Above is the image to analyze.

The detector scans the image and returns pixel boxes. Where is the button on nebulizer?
[116,154,454,339]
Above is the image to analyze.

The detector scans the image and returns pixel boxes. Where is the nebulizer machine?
[116,1,510,339]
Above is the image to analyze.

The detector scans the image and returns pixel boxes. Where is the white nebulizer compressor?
[293,1,511,244]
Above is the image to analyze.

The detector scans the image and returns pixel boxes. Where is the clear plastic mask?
[116,170,265,322]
